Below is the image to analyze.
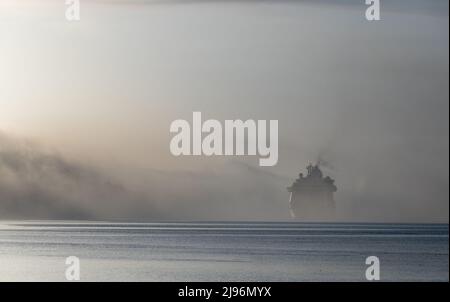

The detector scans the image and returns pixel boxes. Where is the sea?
[0,221,448,282]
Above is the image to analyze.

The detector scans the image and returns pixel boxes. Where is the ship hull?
[289,191,335,221]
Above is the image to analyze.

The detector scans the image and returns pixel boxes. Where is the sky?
[0,0,448,222]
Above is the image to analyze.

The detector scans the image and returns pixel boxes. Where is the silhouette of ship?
[287,164,337,220]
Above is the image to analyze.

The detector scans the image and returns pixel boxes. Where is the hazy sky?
[0,0,448,222]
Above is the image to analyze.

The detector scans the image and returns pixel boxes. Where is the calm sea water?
[0,221,448,281]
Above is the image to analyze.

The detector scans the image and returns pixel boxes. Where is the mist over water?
[0,131,289,220]
[0,0,448,222]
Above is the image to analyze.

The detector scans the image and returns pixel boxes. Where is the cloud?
[0,131,157,220]
[0,131,290,221]
[1,126,448,222]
